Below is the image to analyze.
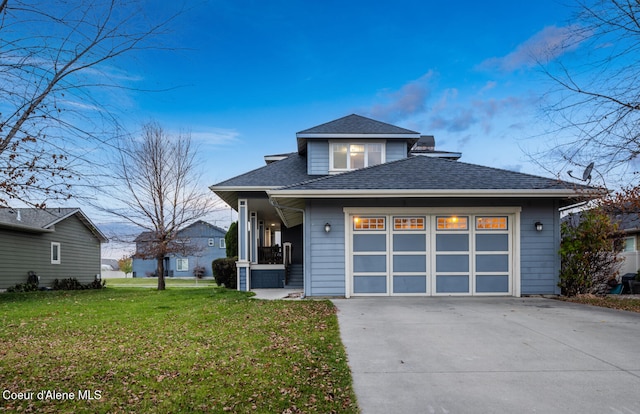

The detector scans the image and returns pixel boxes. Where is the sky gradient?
[73,0,592,257]
[115,0,580,186]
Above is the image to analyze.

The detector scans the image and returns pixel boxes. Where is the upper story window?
[330,142,384,172]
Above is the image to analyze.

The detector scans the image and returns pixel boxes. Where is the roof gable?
[297,114,420,135]
[0,208,107,241]
[296,114,420,154]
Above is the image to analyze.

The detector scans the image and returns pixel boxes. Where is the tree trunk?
[156,256,166,291]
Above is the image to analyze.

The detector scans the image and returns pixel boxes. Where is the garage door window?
[436,216,468,230]
[354,216,385,230]
[476,216,508,230]
[394,217,425,230]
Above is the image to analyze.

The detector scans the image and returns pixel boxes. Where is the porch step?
[285,264,303,288]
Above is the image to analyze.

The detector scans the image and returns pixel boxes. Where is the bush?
[559,209,622,296]
[193,265,206,279]
[53,277,106,290]
[6,282,39,293]
[6,271,40,293]
[212,257,237,289]
[225,222,238,258]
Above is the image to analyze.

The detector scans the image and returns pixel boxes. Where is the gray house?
[132,220,227,278]
[0,208,107,289]
[210,114,595,297]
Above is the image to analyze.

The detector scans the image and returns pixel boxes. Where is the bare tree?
[540,0,640,183]
[0,0,177,207]
[104,122,216,290]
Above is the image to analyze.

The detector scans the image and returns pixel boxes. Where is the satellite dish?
[566,161,594,183]
[582,162,594,182]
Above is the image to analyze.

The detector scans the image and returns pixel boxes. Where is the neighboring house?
[611,210,640,276]
[0,208,107,289]
[210,114,597,297]
[132,220,227,278]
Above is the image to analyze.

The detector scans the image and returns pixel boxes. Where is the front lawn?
[0,288,358,413]
[103,277,217,288]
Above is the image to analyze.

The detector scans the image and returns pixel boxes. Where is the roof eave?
[267,188,600,199]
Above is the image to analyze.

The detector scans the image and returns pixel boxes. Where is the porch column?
[250,211,258,264]
[236,199,250,291]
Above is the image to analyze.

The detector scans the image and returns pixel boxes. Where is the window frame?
[219,238,226,249]
[329,141,385,172]
[353,216,386,231]
[475,216,509,231]
[436,216,469,231]
[51,242,61,265]
[623,236,636,252]
[176,258,189,272]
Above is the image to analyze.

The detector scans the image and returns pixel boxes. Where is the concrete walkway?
[332,297,640,414]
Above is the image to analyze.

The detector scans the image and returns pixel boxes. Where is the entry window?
[394,217,425,230]
[354,216,386,230]
[476,217,508,230]
[436,216,468,230]
[176,258,189,271]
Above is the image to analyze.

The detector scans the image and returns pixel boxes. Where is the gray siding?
[305,202,345,296]
[385,141,407,162]
[307,141,329,175]
[0,215,101,289]
[520,200,561,295]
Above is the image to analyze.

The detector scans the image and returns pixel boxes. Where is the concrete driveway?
[332,297,640,414]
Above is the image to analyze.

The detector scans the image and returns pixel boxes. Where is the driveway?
[332,297,640,414]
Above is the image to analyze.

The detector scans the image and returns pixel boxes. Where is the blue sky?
[87,0,589,256]
[114,0,579,186]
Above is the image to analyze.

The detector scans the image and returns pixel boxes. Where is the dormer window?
[330,142,384,172]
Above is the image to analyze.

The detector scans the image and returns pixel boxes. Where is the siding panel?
[0,215,102,289]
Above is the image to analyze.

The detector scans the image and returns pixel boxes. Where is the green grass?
[0,288,358,413]
[103,277,217,288]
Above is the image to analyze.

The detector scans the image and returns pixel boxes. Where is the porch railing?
[258,246,283,264]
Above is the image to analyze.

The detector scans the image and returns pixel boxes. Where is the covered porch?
[235,195,304,291]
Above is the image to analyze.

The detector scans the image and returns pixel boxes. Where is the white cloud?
[366,71,434,122]
[478,25,586,72]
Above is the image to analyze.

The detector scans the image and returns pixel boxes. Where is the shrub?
[225,222,238,258]
[212,257,237,289]
[6,282,39,293]
[193,265,206,279]
[559,208,622,296]
[53,277,106,290]
[6,271,40,293]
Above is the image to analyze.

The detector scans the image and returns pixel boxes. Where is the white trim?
[271,189,591,198]
[328,141,386,173]
[51,242,61,265]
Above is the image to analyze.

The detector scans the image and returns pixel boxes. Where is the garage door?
[349,213,513,296]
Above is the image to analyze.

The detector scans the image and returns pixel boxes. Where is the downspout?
[269,199,306,298]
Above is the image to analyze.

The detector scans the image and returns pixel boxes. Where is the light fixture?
[535,221,543,232]
[324,223,331,233]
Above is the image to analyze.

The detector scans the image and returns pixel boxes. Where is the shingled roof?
[275,156,583,192]
[296,114,420,154]
[297,114,420,135]
[0,208,107,241]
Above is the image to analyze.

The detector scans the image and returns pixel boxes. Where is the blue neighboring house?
[210,114,598,297]
[132,220,227,278]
